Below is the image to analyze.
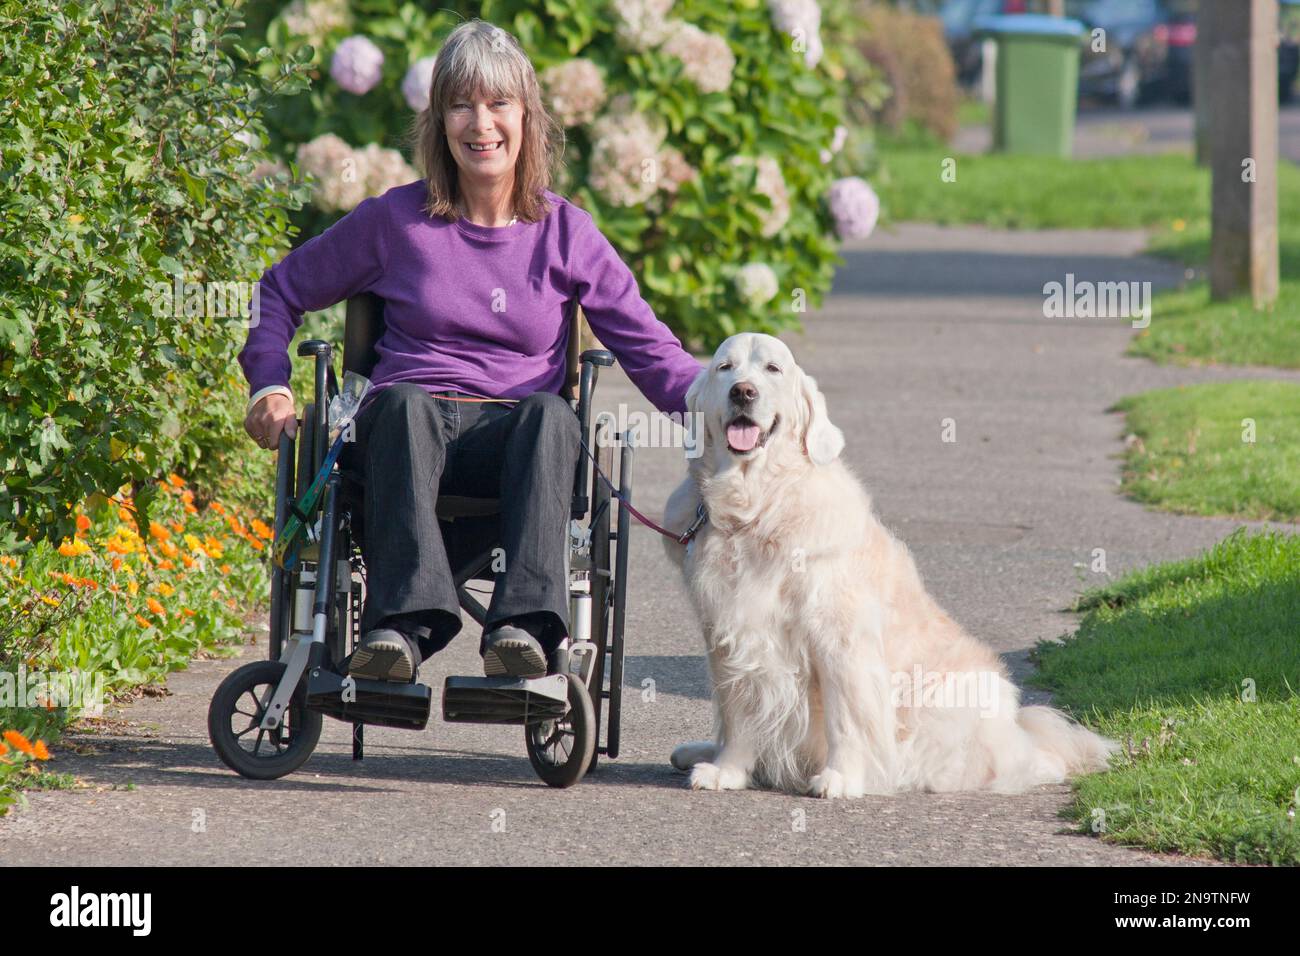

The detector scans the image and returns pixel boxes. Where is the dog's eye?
[717,361,732,371]
[766,363,781,374]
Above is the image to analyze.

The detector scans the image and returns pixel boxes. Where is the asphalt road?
[4,223,1297,866]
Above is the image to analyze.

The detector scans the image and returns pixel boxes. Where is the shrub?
[855,1,959,146]
[238,0,880,349]
[0,0,314,550]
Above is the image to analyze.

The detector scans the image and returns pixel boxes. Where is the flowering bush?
[0,0,314,550]
[0,472,272,811]
[240,0,884,349]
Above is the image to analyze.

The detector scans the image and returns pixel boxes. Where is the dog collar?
[677,502,708,545]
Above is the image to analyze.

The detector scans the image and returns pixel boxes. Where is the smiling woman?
[237,18,704,683]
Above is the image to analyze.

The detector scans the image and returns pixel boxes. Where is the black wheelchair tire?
[524,675,595,788]
[208,660,322,780]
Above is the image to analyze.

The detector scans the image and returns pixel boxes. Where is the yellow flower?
[203,536,224,559]
[1172,218,1186,232]
[67,213,84,225]
[127,580,139,596]
[40,594,59,607]
[157,582,176,597]
[184,533,203,552]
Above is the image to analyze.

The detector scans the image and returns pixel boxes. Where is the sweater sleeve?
[237,195,390,397]
[568,214,705,418]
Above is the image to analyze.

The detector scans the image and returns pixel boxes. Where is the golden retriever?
[662,333,1117,797]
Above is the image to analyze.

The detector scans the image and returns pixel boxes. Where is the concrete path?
[4,224,1296,866]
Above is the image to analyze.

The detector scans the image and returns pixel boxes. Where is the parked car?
[1069,0,1300,108]
[940,0,1028,88]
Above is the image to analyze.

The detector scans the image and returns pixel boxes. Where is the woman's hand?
[245,393,298,451]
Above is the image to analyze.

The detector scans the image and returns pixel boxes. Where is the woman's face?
[444,88,524,188]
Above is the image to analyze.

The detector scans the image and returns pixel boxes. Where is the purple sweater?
[238,182,704,416]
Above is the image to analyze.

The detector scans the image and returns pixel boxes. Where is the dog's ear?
[684,366,711,447]
[798,370,844,466]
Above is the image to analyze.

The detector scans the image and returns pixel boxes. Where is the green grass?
[1031,528,1300,865]
[1111,380,1300,522]
[874,147,1210,231]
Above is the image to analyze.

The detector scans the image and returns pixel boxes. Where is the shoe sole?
[483,639,547,679]
[349,638,416,682]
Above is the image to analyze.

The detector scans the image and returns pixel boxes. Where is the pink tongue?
[727,422,761,451]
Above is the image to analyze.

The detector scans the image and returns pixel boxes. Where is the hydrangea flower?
[827,176,879,241]
[734,263,779,306]
[296,133,367,212]
[612,0,677,50]
[540,59,607,127]
[660,21,735,93]
[331,35,385,96]
[768,0,824,69]
[401,55,437,111]
[358,142,419,197]
[588,94,668,207]
[280,0,352,49]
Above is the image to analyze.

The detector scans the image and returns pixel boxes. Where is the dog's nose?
[729,381,758,405]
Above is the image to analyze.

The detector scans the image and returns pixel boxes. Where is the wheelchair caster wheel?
[209,660,322,780]
[524,674,595,788]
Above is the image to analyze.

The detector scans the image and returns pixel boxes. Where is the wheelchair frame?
[208,295,634,787]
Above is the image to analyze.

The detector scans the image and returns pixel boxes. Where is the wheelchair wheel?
[585,438,615,773]
[524,675,595,788]
[208,660,322,780]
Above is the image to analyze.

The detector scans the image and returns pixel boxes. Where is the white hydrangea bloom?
[330,35,385,96]
[358,143,419,197]
[827,176,880,241]
[660,21,735,94]
[730,154,791,237]
[734,263,779,306]
[401,55,438,111]
[280,0,352,49]
[588,94,668,207]
[612,0,677,50]
[768,0,824,69]
[541,59,607,127]
[297,133,368,212]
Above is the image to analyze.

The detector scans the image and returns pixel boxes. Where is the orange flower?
[246,538,264,552]
[181,488,194,503]
[209,501,226,516]
[146,597,166,617]
[134,614,152,627]
[169,521,184,534]
[108,583,119,593]
[78,578,98,591]
[184,502,198,515]
[157,559,175,571]
[111,556,123,572]
[76,514,91,532]
[160,540,179,558]
[2,730,35,757]
[219,563,232,575]
[226,515,248,536]
[118,506,135,523]
[181,607,197,617]
[149,521,170,541]
[181,554,195,569]
[33,740,50,760]
[203,537,224,559]
[250,518,274,540]
[167,472,186,489]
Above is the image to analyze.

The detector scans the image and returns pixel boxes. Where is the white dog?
[662,333,1117,798]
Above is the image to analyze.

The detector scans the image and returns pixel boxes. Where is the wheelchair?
[208,293,635,787]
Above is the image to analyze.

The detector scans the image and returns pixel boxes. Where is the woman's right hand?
[245,393,298,451]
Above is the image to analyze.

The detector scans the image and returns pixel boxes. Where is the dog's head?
[686,333,844,470]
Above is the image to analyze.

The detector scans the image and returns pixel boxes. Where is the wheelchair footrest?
[306,667,433,731]
[442,675,569,726]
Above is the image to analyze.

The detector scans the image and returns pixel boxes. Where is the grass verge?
[1031,527,1300,865]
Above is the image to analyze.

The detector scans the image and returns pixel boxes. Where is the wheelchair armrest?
[580,349,614,368]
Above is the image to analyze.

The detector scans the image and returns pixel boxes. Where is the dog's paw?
[808,768,865,799]
[671,740,717,772]
[688,762,749,791]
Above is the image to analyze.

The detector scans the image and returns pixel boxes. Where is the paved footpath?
[4,224,1297,866]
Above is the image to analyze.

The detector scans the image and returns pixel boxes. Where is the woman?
[239,19,702,683]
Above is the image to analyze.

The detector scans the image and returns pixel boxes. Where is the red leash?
[579,437,707,546]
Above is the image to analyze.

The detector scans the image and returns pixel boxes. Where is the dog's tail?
[1017,705,1119,778]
